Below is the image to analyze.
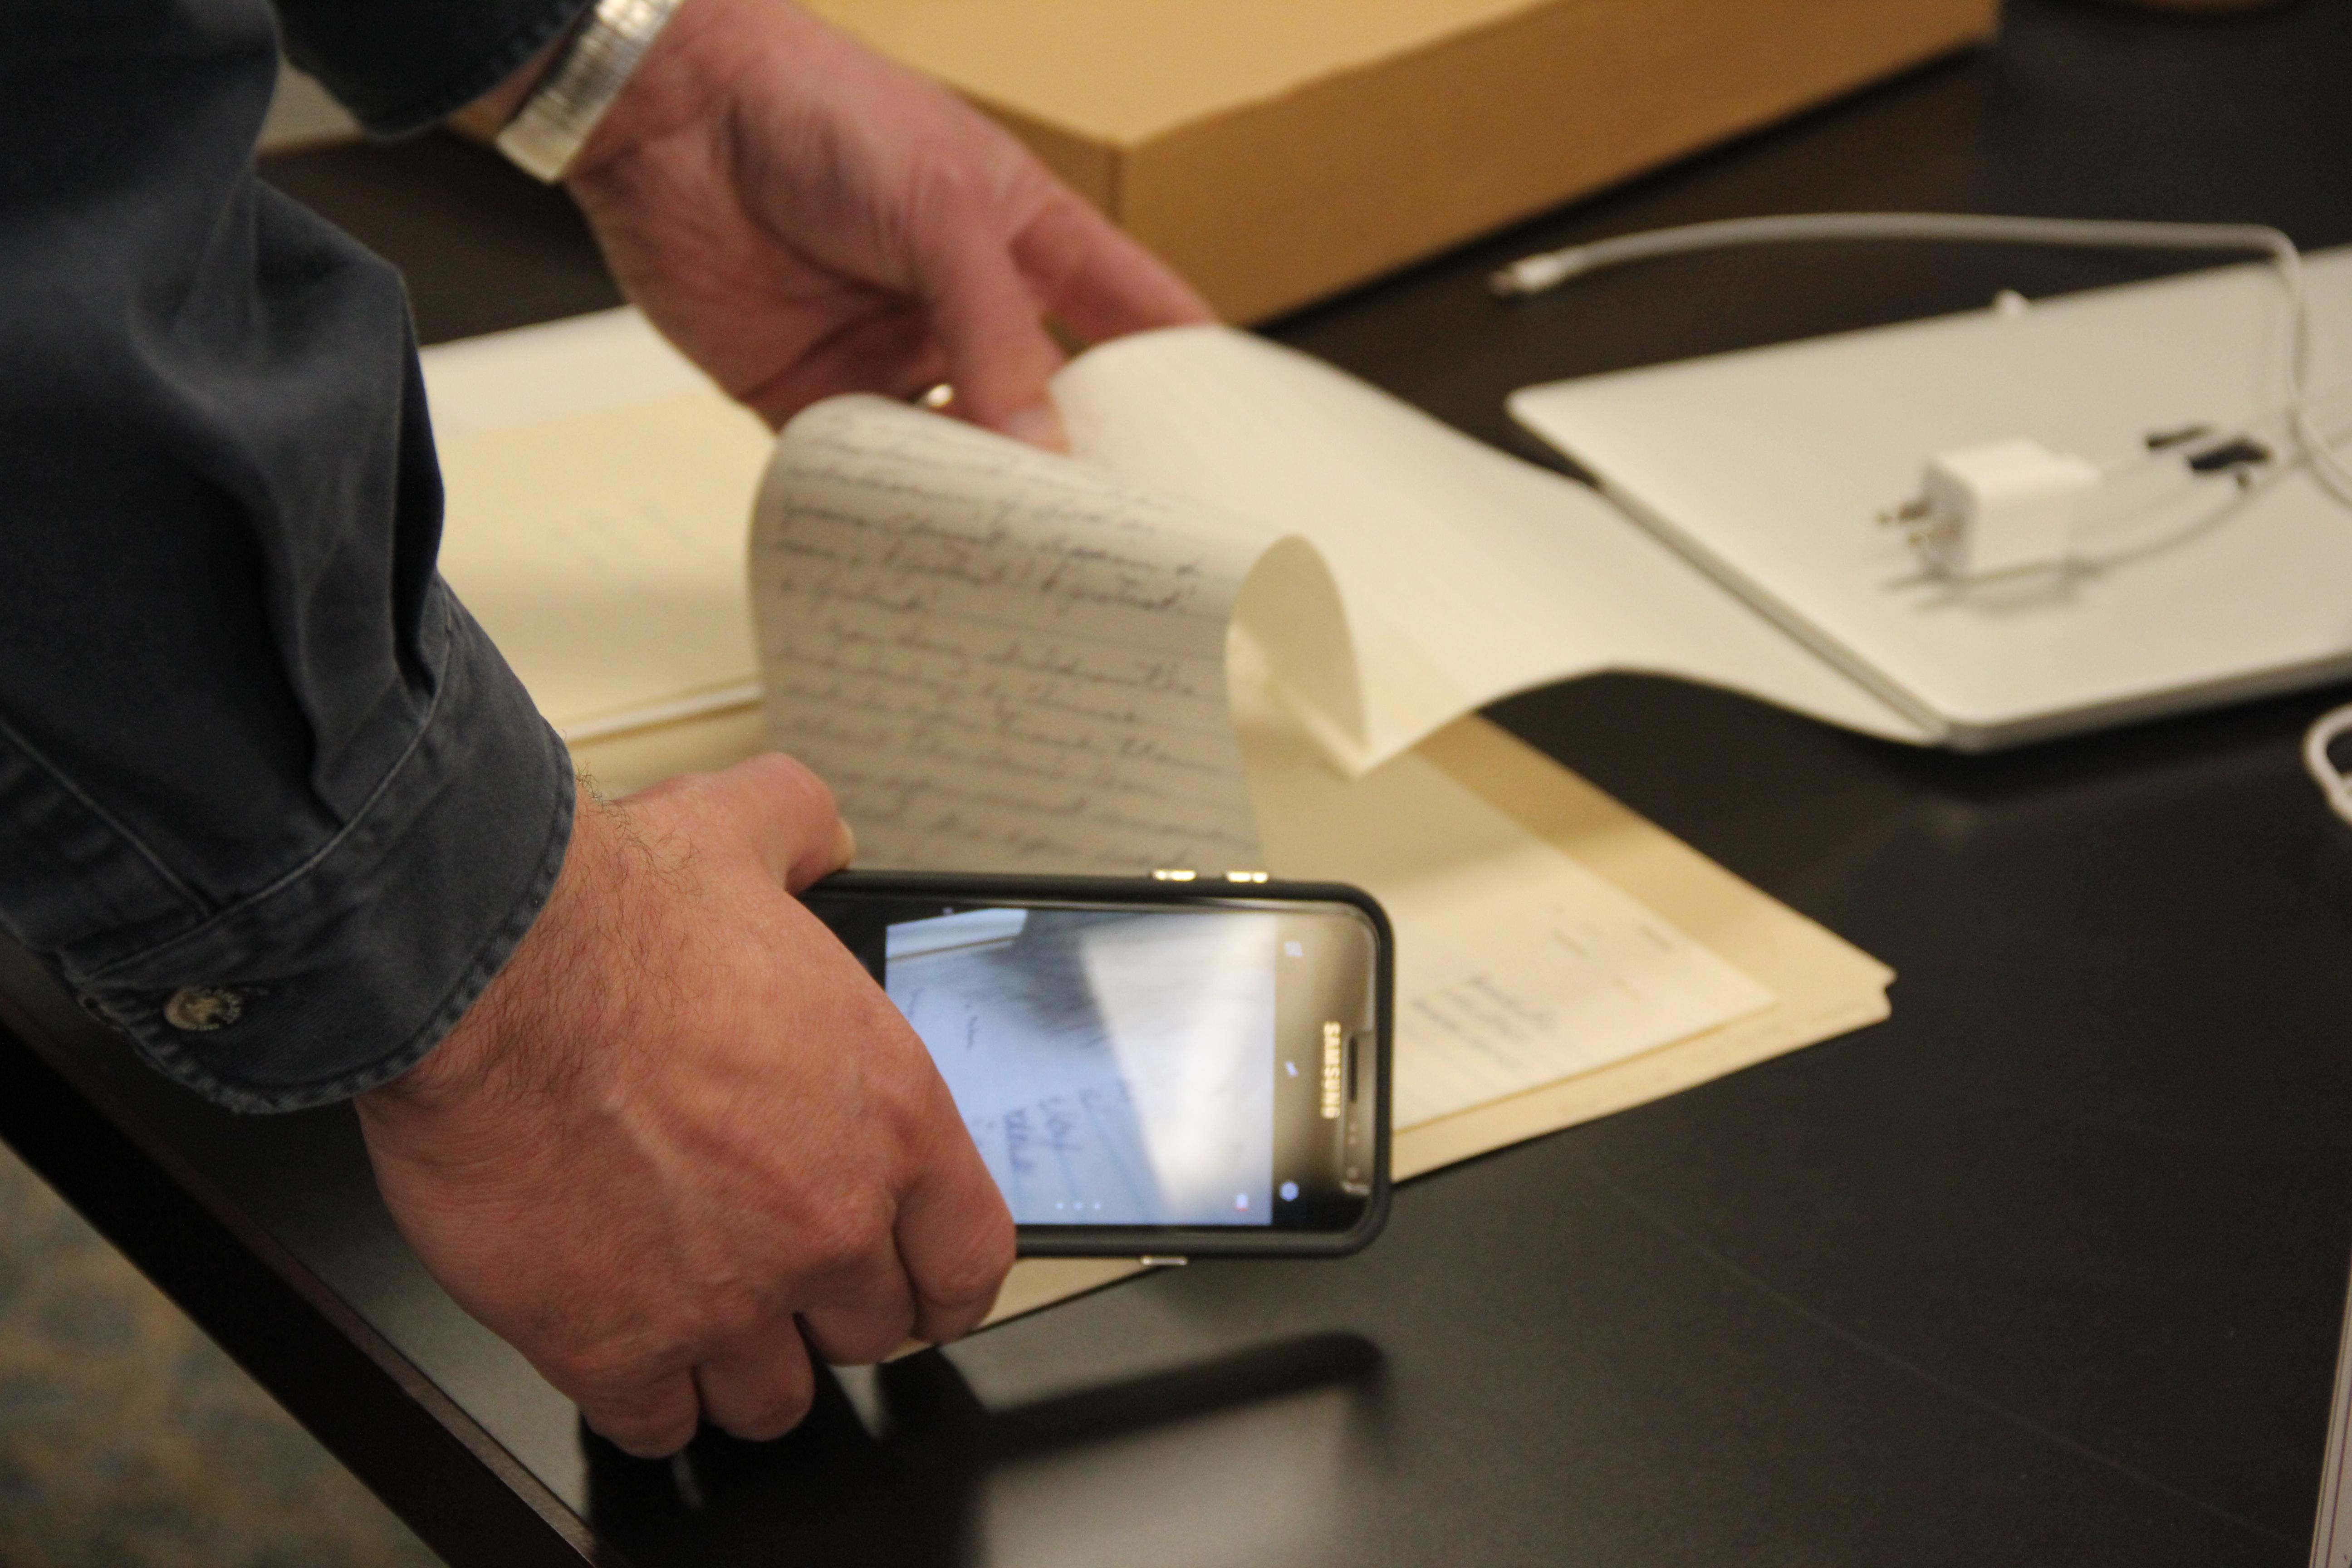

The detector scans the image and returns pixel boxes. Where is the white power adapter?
[1893,437,2103,578]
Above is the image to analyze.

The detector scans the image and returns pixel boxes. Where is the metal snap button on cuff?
[164,985,245,1032]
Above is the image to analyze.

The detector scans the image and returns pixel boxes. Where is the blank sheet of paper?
[432,389,772,732]
[1057,324,1924,764]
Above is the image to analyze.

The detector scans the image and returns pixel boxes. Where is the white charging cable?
[1490,212,2352,510]
[2306,704,2352,828]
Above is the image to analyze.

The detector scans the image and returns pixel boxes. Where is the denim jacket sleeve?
[276,0,592,137]
[0,0,574,1112]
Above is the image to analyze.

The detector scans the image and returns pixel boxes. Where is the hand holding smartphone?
[803,872,1393,1259]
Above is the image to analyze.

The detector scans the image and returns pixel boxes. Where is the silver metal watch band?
[495,0,684,184]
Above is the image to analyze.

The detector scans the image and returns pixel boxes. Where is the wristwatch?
[495,0,684,183]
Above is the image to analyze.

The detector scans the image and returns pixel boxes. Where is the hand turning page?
[750,324,1915,880]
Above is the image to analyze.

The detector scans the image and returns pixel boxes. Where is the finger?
[632,753,851,889]
[692,1318,818,1443]
[734,303,952,430]
[914,189,1070,446]
[796,1235,921,1365]
[1014,192,1218,344]
[893,1076,1017,1345]
[575,1368,703,1459]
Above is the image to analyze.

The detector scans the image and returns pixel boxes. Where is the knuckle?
[926,1216,1016,1318]
[697,1288,768,1348]
[863,1021,954,1128]
[724,1384,813,1444]
[540,1327,690,1411]
[544,1341,639,1400]
[573,1375,697,1458]
[745,751,837,818]
[817,1306,916,1367]
[560,1366,660,1425]
[905,156,984,235]
[867,1063,935,1149]
[820,1334,899,1370]
[798,1205,891,1281]
[595,1406,697,1460]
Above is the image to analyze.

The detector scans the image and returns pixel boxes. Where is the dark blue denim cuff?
[277,0,593,137]
[65,592,574,1113]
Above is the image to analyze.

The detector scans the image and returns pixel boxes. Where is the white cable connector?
[2306,704,2352,828]
[1879,425,2279,579]
[1491,213,2352,511]
[1883,438,2102,578]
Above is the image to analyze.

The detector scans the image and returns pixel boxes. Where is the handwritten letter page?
[751,397,1268,873]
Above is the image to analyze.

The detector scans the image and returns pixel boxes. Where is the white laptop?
[1509,249,2352,750]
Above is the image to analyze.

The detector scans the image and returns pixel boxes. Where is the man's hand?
[354,755,1014,1458]
[554,0,1215,448]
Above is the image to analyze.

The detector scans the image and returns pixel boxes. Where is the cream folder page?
[421,310,1891,1323]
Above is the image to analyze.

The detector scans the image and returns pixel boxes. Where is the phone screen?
[808,890,1381,1235]
[885,906,1279,1227]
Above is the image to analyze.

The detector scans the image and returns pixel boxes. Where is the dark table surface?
[10,2,2352,1564]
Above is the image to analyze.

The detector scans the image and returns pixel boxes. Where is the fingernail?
[1002,402,1068,453]
[833,819,858,868]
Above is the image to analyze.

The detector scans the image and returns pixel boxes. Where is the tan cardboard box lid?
[805,0,1557,143]
[807,0,1997,321]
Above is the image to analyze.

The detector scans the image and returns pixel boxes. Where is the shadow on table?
[586,1330,1386,1568]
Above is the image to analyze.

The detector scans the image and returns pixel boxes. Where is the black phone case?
[804,869,1395,1260]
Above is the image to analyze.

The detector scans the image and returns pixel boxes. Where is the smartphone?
[802,870,1392,1259]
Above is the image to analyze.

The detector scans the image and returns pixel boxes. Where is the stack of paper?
[422,309,1893,1322]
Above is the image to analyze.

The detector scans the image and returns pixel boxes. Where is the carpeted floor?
[0,1140,442,1568]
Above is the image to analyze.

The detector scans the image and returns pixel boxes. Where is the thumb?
[627,753,854,890]
[917,191,1070,450]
